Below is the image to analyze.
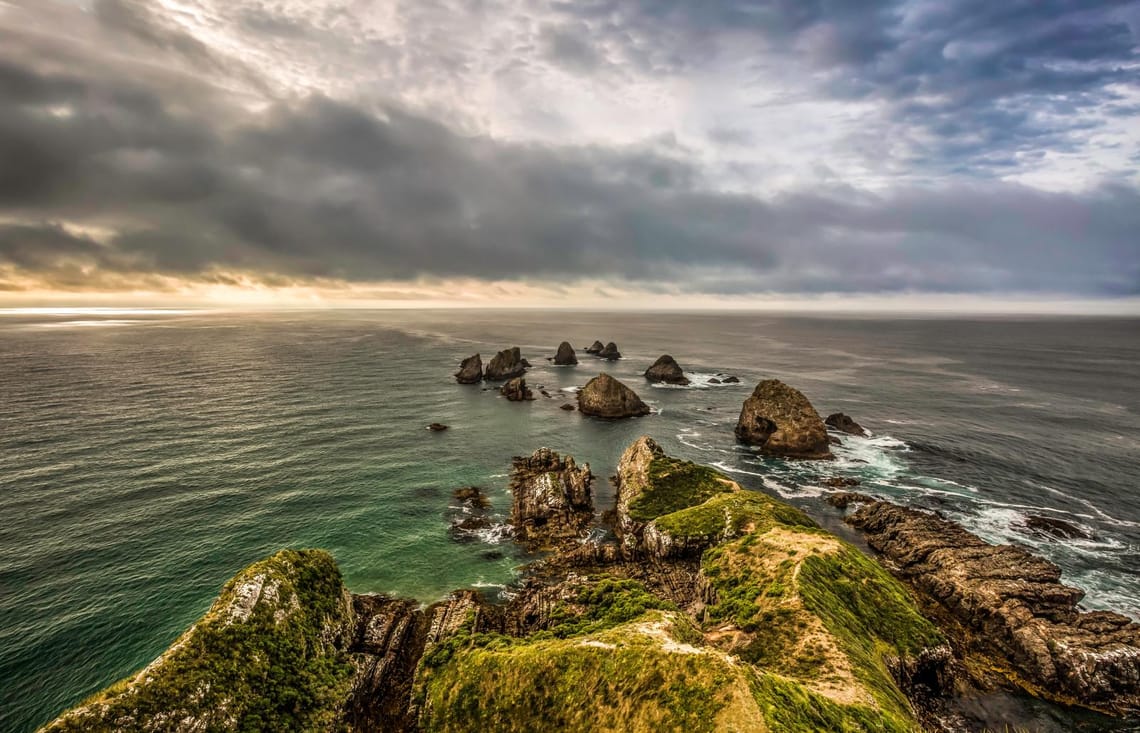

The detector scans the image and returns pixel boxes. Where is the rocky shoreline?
[39,348,1140,732]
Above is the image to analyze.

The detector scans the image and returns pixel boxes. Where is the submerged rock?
[643,354,690,385]
[597,342,622,360]
[484,347,527,381]
[848,500,1140,716]
[454,353,483,384]
[585,340,605,354]
[509,447,594,547]
[427,423,449,432]
[735,379,832,459]
[1024,514,1095,541]
[560,403,576,411]
[577,373,651,418]
[825,412,868,437]
[453,486,491,510]
[500,377,535,402]
[553,341,578,366]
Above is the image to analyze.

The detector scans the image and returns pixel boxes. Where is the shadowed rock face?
[585,340,605,354]
[734,379,832,459]
[644,355,690,385]
[848,501,1140,716]
[509,447,593,548]
[825,412,868,437]
[500,377,534,402]
[598,342,621,360]
[454,354,482,384]
[485,347,527,381]
[577,373,650,418]
[553,342,578,366]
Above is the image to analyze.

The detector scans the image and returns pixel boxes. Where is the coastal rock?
[500,377,535,402]
[822,477,861,489]
[643,354,690,385]
[721,375,740,384]
[553,341,578,366]
[597,342,622,360]
[734,379,833,459]
[577,373,651,418]
[454,353,482,384]
[427,423,449,432]
[345,594,429,731]
[825,412,869,437]
[484,347,527,381]
[560,403,576,411]
[453,486,491,510]
[825,491,877,510]
[585,340,605,354]
[42,550,356,732]
[848,501,1140,716]
[1024,514,1094,541]
[509,447,594,547]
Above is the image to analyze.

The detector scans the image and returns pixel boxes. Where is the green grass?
[751,672,916,733]
[626,457,730,522]
[43,549,355,733]
[418,611,749,733]
[653,490,817,542]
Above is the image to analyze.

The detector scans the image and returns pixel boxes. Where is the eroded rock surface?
[484,347,527,381]
[509,447,594,548]
[734,379,832,459]
[826,412,868,437]
[553,341,578,365]
[500,377,534,402]
[848,500,1140,716]
[454,354,482,384]
[577,373,650,418]
[644,354,690,385]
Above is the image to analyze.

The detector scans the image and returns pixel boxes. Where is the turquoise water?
[1,310,1138,731]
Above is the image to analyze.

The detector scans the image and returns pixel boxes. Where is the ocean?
[1,309,1137,732]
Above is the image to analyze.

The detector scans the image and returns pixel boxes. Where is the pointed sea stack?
[644,355,690,385]
[597,342,622,360]
[553,341,578,366]
[584,340,605,354]
[484,347,527,381]
[454,353,482,384]
[577,373,650,418]
[735,379,832,459]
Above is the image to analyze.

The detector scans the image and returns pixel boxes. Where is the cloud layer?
[1,0,1138,302]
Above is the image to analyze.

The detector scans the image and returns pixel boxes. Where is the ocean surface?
[1,309,1138,732]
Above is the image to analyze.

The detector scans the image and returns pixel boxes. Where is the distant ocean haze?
[1,309,1138,732]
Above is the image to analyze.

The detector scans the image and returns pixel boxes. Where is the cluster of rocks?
[846,500,1140,716]
[583,340,621,360]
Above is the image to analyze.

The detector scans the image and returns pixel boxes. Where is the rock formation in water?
[585,340,605,354]
[484,347,527,381]
[553,341,578,366]
[508,447,593,548]
[643,354,690,385]
[847,500,1140,716]
[454,354,482,384]
[427,423,448,432]
[45,437,1140,732]
[560,403,576,411]
[597,342,622,360]
[577,373,651,418]
[1024,514,1094,540]
[734,379,833,459]
[500,377,534,402]
[825,412,869,437]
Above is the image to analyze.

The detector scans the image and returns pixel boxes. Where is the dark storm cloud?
[0,0,1137,297]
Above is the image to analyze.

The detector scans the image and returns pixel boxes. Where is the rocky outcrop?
[848,501,1140,716]
[734,379,832,459]
[484,347,527,381]
[344,594,428,731]
[454,353,482,384]
[42,550,357,732]
[585,340,605,354]
[509,448,594,548]
[427,423,448,432]
[1024,514,1094,540]
[577,373,650,418]
[597,342,622,360]
[643,355,690,385]
[553,341,578,365]
[560,403,576,411]
[825,412,868,437]
[500,377,535,402]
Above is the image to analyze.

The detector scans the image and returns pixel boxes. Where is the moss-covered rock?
[41,549,355,733]
[646,490,818,558]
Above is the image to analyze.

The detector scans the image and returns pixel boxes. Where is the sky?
[1,0,1138,310]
